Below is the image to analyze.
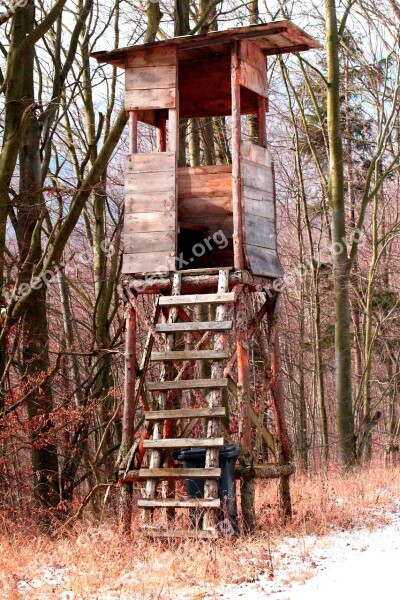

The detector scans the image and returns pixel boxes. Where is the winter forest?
[0,0,400,595]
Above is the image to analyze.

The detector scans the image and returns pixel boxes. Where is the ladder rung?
[155,321,233,333]
[145,407,226,420]
[150,350,229,362]
[144,437,224,449]
[177,267,233,275]
[159,293,235,307]
[138,498,220,509]
[141,528,218,540]
[148,378,228,392]
[139,468,221,479]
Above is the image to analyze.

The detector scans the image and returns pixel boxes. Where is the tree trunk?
[16,1,59,511]
[144,0,162,43]
[325,0,356,466]
[360,159,380,463]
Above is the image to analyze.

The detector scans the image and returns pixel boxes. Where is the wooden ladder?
[139,269,233,539]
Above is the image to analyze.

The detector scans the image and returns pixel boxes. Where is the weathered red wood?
[125,65,177,90]
[93,22,321,67]
[238,39,267,71]
[231,42,245,271]
[126,87,176,110]
[239,61,268,97]
[122,306,137,453]
[125,45,178,68]
[235,287,252,452]
[127,271,246,294]
[179,56,259,118]
[157,111,167,152]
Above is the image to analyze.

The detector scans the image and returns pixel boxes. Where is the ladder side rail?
[203,269,230,531]
[143,274,181,522]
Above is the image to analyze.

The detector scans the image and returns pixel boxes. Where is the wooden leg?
[236,286,255,532]
[119,304,137,534]
[267,293,293,519]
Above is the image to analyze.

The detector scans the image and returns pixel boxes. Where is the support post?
[119,304,137,533]
[157,110,167,152]
[231,42,245,271]
[162,273,181,521]
[236,286,255,532]
[267,293,292,519]
[257,96,267,148]
[128,110,138,154]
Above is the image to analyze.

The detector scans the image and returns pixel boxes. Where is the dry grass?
[1,462,400,599]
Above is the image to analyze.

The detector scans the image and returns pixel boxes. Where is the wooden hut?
[93,21,320,538]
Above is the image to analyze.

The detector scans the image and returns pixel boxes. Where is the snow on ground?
[14,508,400,598]
[210,511,400,600]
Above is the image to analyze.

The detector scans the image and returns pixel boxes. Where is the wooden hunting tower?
[93,21,319,539]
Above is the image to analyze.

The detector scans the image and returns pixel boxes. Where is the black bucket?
[172,444,241,533]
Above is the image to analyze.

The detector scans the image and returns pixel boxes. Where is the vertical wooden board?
[124,211,176,233]
[239,61,268,98]
[125,46,177,68]
[244,245,283,278]
[244,214,276,250]
[122,252,176,275]
[241,159,274,194]
[239,39,267,71]
[243,194,275,219]
[123,232,175,254]
[125,66,177,90]
[242,185,273,203]
[126,152,175,173]
[125,87,176,110]
[241,141,271,167]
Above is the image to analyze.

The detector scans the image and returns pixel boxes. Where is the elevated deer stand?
[93,21,319,539]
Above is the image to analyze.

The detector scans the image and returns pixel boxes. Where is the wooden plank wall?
[238,40,268,98]
[123,153,176,274]
[241,141,283,277]
[123,45,178,274]
[178,165,233,236]
[125,46,177,111]
[179,56,259,118]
